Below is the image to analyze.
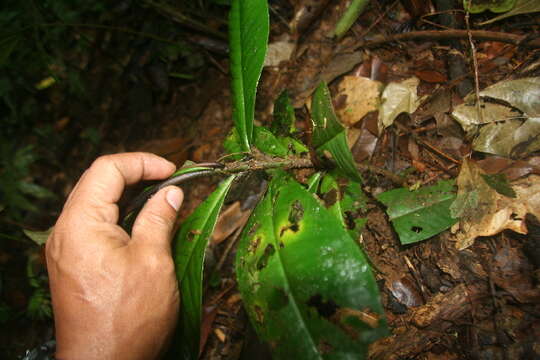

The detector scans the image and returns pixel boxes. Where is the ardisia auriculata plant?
[123,0,389,358]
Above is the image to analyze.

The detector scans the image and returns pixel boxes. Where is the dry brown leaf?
[452,160,540,250]
[211,202,250,244]
[335,76,382,126]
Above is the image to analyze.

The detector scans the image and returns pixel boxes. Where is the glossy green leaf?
[254,126,309,157]
[172,176,236,359]
[320,174,368,240]
[271,90,296,137]
[236,173,387,359]
[376,180,458,245]
[254,126,290,157]
[312,82,362,182]
[229,0,269,151]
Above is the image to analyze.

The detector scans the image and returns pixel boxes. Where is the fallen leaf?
[378,77,424,133]
[211,201,250,244]
[451,160,540,250]
[479,77,540,117]
[264,38,295,67]
[414,70,447,83]
[335,76,382,126]
[451,100,518,137]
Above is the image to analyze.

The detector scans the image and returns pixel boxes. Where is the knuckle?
[141,211,173,229]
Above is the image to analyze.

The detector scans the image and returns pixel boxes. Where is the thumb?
[131,186,183,250]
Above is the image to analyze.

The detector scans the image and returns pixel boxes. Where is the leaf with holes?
[172,176,236,359]
[319,173,368,240]
[311,82,362,182]
[229,0,269,151]
[236,172,387,359]
[376,180,458,245]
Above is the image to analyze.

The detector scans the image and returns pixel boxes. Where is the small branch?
[465,2,484,124]
[355,30,540,49]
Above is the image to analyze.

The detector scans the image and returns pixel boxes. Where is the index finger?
[64,152,176,223]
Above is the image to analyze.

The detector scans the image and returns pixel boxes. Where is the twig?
[354,30,540,49]
[465,1,484,124]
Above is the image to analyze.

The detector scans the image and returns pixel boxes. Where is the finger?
[131,186,183,251]
[65,153,176,223]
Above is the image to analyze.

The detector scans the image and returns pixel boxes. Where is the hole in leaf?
[187,229,201,242]
[288,200,304,223]
[323,189,338,207]
[256,244,275,270]
[307,294,338,318]
[411,226,423,233]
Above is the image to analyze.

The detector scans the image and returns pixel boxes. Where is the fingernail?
[166,187,183,211]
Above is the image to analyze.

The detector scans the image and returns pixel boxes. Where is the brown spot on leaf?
[323,188,338,207]
[256,244,275,270]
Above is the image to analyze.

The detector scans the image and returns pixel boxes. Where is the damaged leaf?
[236,173,387,359]
[376,180,458,245]
[451,159,540,250]
[319,173,368,240]
[480,173,516,198]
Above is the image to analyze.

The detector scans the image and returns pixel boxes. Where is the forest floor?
[1,1,539,359]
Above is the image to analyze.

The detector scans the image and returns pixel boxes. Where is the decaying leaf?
[451,101,518,137]
[378,77,423,133]
[264,38,295,67]
[452,78,540,156]
[335,76,382,126]
[451,160,540,250]
[479,77,540,117]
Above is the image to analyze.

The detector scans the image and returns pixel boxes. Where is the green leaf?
[320,173,368,240]
[254,126,290,157]
[18,182,55,199]
[480,173,516,198]
[311,82,362,182]
[478,0,540,24]
[229,0,269,151]
[332,0,370,38]
[306,172,323,193]
[464,0,516,13]
[173,176,236,359]
[236,173,387,359]
[376,180,458,245]
[0,35,18,67]
[271,90,296,137]
[23,227,53,246]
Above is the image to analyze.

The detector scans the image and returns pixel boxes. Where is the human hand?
[46,153,183,360]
